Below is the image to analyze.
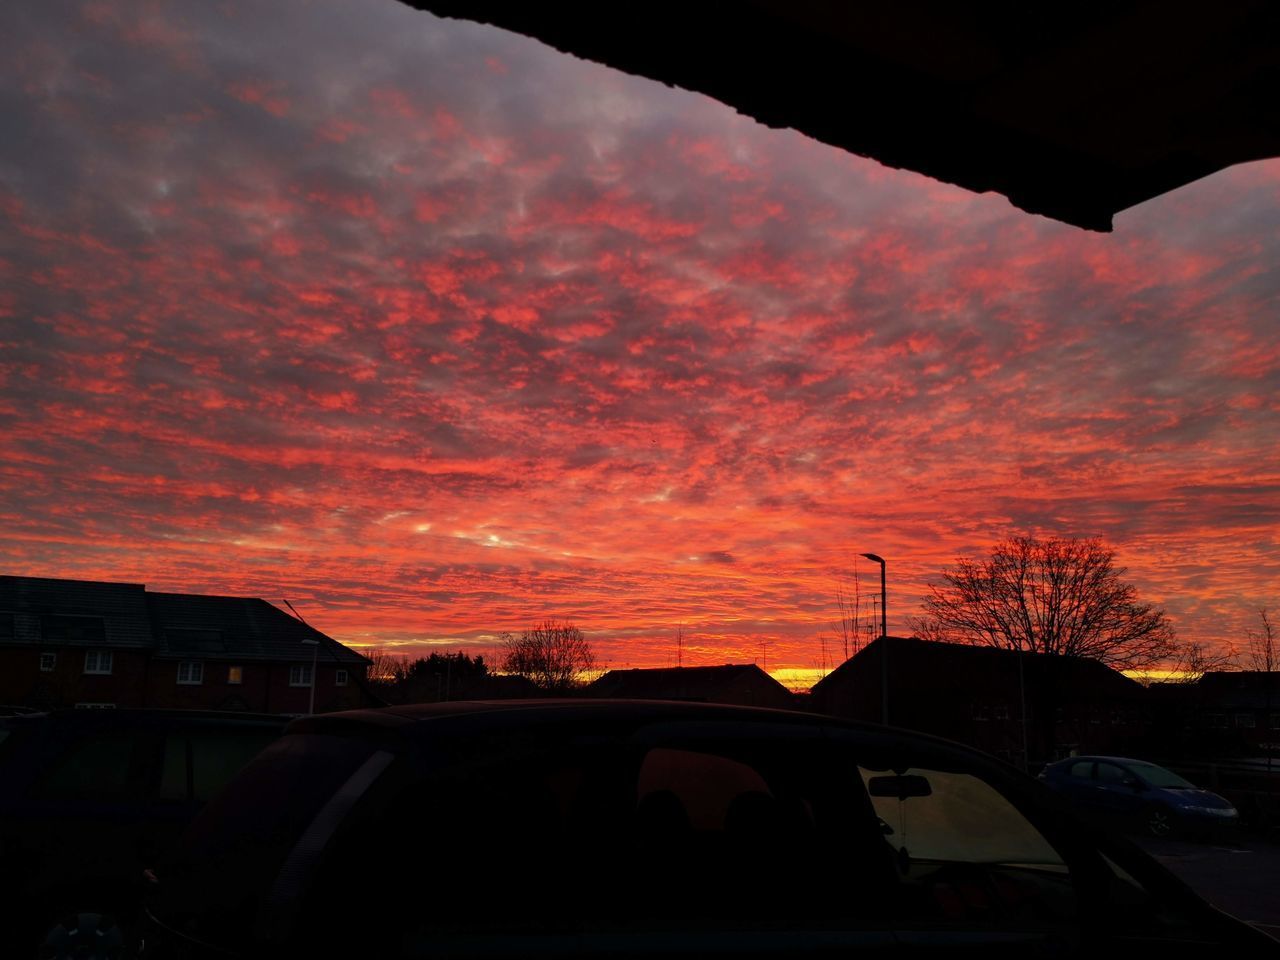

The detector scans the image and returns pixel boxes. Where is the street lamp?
[301,638,320,715]
[861,553,888,725]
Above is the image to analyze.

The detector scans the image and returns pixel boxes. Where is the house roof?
[1196,670,1280,709]
[0,575,368,665]
[811,635,1144,698]
[419,2,1280,232]
[0,575,153,648]
[147,592,369,665]
[587,664,786,701]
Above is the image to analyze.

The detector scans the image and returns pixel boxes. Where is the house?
[809,636,1149,768]
[1188,671,1280,753]
[585,664,795,710]
[0,575,378,713]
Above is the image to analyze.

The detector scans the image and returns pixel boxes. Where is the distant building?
[0,575,377,713]
[1188,671,1280,753]
[586,664,795,710]
[809,636,1148,767]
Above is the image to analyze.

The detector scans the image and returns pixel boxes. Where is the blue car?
[1039,755,1239,838]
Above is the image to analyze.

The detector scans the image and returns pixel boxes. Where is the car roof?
[293,697,874,729]
[1051,755,1163,767]
[0,708,289,729]
[284,698,1029,773]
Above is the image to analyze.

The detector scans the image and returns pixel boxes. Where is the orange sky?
[1,1,1277,678]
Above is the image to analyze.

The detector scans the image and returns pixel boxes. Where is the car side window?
[1095,762,1128,785]
[1068,760,1094,779]
[616,742,838,931]
[600,722,898,935]
[159,729,279,803]
[305,721,891,957]
[34,733,142,801]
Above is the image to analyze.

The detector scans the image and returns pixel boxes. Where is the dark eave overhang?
[416,1,1280,231]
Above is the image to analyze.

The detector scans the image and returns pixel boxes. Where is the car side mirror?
[867,774,932,799]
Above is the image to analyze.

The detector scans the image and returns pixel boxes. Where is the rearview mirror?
[867,774,932,799]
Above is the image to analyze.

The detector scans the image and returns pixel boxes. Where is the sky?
[2,1,1277,685]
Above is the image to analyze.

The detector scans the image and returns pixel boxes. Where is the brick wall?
[145,659,372,713]
[0,648,371,713]
[0,646,150,709]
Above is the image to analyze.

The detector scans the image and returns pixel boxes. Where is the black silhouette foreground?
[141,700,1277,958]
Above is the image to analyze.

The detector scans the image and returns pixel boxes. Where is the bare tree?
[907,615,957,644]
[1170,640,1237,684]
[834,583,856,663]
[919,535,1178,670]
[832,560,876,664]
[1247,609,1276,784]
[499,620,597,693]
[1247,608,1276,674]
[364,646,409,687]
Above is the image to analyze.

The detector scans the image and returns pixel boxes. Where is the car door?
[291,716,904,959]
[1092,761,1143,815]
[23,723,156,904]
[1056,759,1100,803]
[142,718,282,864]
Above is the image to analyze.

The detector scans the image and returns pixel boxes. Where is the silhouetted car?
[1038,755,1240,839]
[0,708,287,954]
[139,701,1277,958]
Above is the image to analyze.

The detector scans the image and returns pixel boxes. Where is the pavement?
[1133,833,1280,940]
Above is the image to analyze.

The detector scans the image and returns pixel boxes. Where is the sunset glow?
[2,2,1277,679]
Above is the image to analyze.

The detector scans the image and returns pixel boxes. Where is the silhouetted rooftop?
[812,635,1144,697]
[0,575,368,665]
[587,663,787,701]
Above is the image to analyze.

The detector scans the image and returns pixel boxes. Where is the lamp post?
[861,553,888,725]
[301,638,320,715]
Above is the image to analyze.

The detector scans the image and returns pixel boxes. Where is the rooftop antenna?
[677,624,684,668]
[283,599,308,624]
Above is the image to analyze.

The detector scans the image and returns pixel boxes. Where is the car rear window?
[150,732,377,946]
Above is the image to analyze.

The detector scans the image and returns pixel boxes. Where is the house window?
[74,702,116,709]
[1235,713,1256,729]
[228,665,243,684]
[1271,713,1280,731]
[335,669,348,686]
[177,661,204,685]
[0,613,14,639]
[39,652,56,672]
[1206,713,1228,729]
[289,664,313,687]
[84,650,113,675]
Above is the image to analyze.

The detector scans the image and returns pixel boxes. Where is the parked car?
[0,708,288,955]
[1038,755,1240,838]
[139,700,1276,958]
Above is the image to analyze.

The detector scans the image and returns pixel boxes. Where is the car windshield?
[1127,762,1196,790]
